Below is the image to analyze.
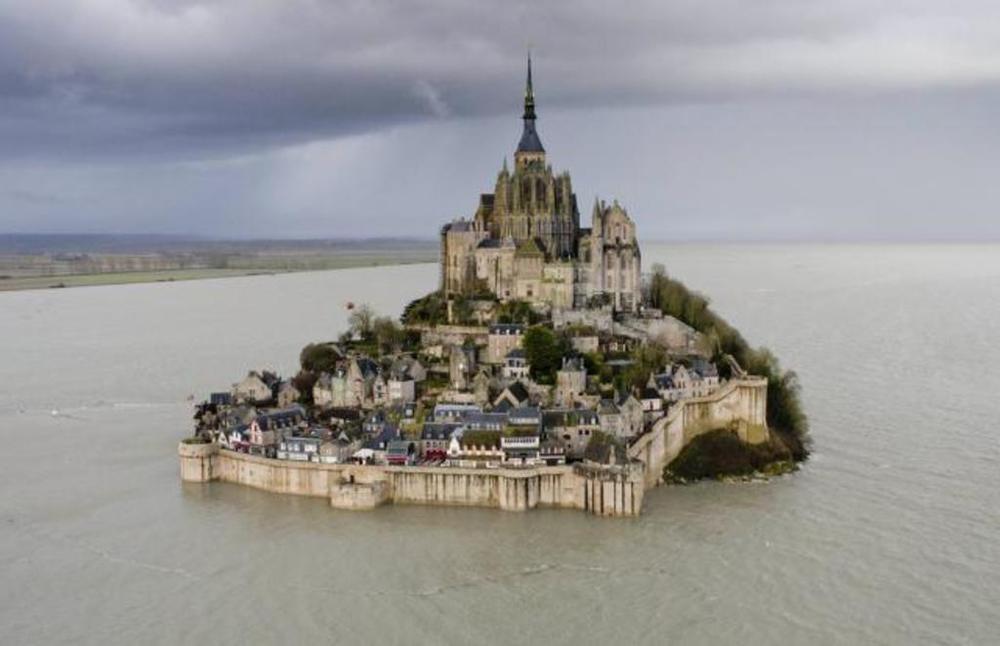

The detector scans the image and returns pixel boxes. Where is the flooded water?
[1,244,998,644]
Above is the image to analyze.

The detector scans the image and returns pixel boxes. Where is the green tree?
[299,343,342,373]
[291,370,318,405]
[372,316,404,355]
[495,299,541,325]
[523,325,570,384]
[348,303,376,339]
[401,291,448,326]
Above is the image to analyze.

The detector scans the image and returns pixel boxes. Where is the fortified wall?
[180,443,643,517]
[180,376,767,517]
[628,376,768,488]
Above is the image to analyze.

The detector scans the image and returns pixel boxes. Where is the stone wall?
[412,324,488,348]
[628,377,769,488]
[179,377,766,516]
[178,444,643,517]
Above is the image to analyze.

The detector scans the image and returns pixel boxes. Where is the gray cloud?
[1,1,1000,241]
[3,0,1000,159]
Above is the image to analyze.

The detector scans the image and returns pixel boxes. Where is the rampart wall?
[180,377,767,516]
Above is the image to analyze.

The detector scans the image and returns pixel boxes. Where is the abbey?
[441,57,642,312]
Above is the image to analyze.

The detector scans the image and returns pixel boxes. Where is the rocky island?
[180,58,809,516]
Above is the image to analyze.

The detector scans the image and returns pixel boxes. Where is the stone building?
[440,56,642,312]
[554,357,587,406]
[486,323,524,364]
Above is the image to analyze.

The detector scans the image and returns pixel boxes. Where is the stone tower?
[474,54,580,260]
[440,55,642,312]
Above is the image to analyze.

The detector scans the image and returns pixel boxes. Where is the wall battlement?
[180,377,766,517]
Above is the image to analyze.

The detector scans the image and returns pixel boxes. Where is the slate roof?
[543,409,600,428]
[517,119,545,153]
[420,422,464,441]
[690,359,719,378]
[641,387,661,401]
[354,358,380,379]
[255,406,305,431]
[363,425,400,450]
[598,399,620,415]
[210,392,233,406]
[507,406,542,424]
[505,382,530,402]
[462,412,508,431]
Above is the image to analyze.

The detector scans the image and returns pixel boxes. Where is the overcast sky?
[1,0,999,241]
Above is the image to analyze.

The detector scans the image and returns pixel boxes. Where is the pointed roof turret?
[516,52,545,155]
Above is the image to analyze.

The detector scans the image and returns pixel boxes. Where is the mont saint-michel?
[180,59,809,516]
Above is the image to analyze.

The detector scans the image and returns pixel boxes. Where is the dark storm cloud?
[2,1,1000,241]
[3,0,1000,159]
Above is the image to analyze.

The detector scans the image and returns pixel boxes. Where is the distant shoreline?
[0,252,437,293]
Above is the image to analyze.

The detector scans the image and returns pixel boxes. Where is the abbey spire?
[441,55,641,311]
[515,53,545,164]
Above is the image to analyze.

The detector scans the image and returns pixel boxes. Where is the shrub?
[665,429,792,481]
[584,431,626,464]
[462,430,501,448]
[299,343,342,374]
[401,291,448,326]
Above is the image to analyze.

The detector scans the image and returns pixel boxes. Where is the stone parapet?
[178,441,219,482]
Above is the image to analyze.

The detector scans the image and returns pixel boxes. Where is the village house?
[486,324,524,363]
[372,372,388,407]
[219,424,249,451]
[462,412,508,432]
[420,422,464,459]
[233,370,279,404]
[390,356,427,383]
[598,393,644,440]
[543,408,601,459]
[446,435,504,468]
[318,431,359,464]
[313,369,362,409]
[540,439,567,465]
[502,349,530,380]
[652,360,721,401]
[555,357,587,406]
[386,440,417,466]
[277,434,321,461]
[433,402,482,422]
[501,434,541,465]
[362,410,392,436]
[248,406,306,456]
[506,406,542,433]
[276,381,301,408]
[639,383,664,419]
[360,425,400,464]
[347,357,381,407]
[387,370,416,404]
